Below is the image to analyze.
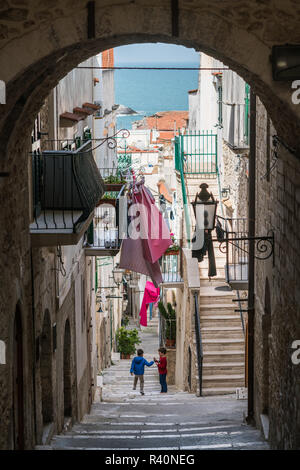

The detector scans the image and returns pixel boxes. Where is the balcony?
[160,249,184,287]
[175,131,218,175]
[30,140,104,246]
[84,187,127,256]
[217,217,249,290]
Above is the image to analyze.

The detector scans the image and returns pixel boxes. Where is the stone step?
[200,294,234,304]
[200,310,237,318]
[203,350,245,363]
[201,338,245,352]
[199,304,236,314]
[201,327,244,339]
[202,362,245,375]
[200,315,243,327]
[201,387,239,396]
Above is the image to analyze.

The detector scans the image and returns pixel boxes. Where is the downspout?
[247,89,256,424]
[30,248,37,444]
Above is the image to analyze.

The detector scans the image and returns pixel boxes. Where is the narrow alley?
[1,0,300,453]
[45,316,269,451]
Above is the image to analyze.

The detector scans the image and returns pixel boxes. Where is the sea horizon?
[115,61,199,130]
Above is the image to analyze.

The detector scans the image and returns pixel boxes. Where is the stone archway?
[63,319,72,418]
[40,309,53,426]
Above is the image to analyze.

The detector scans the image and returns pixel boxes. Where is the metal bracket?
[212,232,274,262]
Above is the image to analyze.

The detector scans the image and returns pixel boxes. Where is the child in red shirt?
[154,347,168,393]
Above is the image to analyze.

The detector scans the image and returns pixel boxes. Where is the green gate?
[176,131,218,175]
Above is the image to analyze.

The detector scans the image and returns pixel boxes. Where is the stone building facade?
[254,97,300,449]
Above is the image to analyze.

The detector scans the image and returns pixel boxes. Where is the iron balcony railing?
[174,135,191,245]
[86,185,127,251]
[31,140,104,233]
[175,131,218,175]
[217,216,249,284]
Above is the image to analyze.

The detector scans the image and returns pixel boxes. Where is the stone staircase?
[198,281,245,396]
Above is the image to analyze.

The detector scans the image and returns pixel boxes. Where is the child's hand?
[130,372,133,376]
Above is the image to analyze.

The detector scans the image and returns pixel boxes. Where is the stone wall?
[166,348,176,386]
[254,97,300,449]
[221,142,249,219]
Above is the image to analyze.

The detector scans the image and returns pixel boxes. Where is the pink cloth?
[139,281,160,327]
[132,185,172,263]
[119,182,172,287]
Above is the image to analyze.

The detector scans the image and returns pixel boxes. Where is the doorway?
[40,310,53,426]
[63,319,72,418]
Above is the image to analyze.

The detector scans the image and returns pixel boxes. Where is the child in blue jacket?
[130,349,154,395]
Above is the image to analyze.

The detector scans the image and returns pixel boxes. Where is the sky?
[114,43,200,64]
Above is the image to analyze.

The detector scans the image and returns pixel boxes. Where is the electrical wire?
[76,66,229,71]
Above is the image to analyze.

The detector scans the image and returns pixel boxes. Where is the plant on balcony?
[165,244,180,255]
[103,173,127,191]
[97,191,118,207]
[158,301,176,348]
[165,233,180,255]
[116,327,141,359]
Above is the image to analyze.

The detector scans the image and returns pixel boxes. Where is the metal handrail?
[175,135,191,245]
[236,291,245,336]
[194,292,203,397]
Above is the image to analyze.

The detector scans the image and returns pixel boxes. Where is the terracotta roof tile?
[102,49,114,68]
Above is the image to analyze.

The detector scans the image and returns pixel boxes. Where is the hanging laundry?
[139,281,160,327]
[192,229,217,277]
[119,180,172,286]
[132,183,171,263]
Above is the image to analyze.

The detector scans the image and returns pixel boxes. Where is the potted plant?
[158,301,176,348]
[165,233,180,255]
[121,315,130,327]
[116,327,141,359]
[97,191,118,207]
[104,174,127,192]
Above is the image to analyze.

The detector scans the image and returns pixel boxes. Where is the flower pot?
[97,198,116,207]
[121,353,131,359]
[166,339,175,348]
[165,250,179,256]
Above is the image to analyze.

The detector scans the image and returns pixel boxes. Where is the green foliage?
[158,301,176,340]
[121,315,130,327]
[116,327,141,355]
[165,244,180,254]
[104,174,126,184]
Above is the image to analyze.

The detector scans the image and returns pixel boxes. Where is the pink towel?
[139,281,160,327]
[119,182,172,287]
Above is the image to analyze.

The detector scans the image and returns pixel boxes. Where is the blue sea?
[115,62,199,130]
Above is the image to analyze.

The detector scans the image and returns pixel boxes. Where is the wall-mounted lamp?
[271,45,300,81]
[192,183,218,230]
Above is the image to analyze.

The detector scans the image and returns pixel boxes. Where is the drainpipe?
[30,248,38,444]
[247,89,256,424]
